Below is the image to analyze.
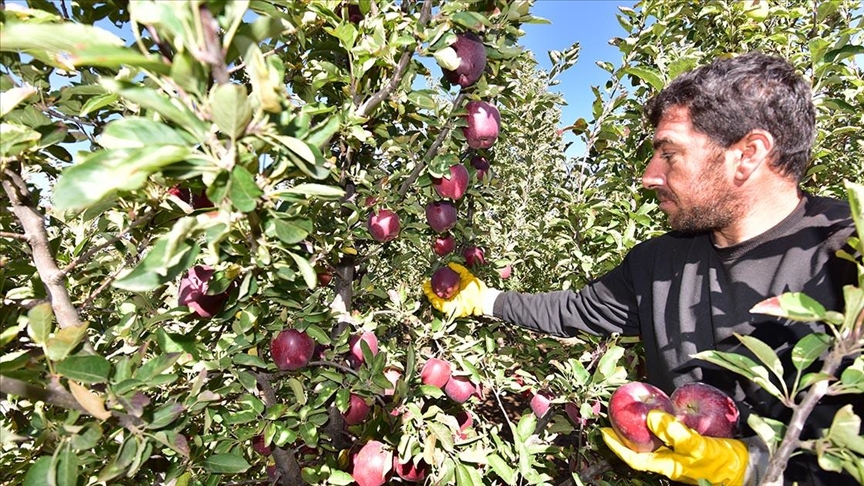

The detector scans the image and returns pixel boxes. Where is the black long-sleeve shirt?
[493,193,860,484]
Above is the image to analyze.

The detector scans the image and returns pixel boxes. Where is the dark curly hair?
[645,52,816,181]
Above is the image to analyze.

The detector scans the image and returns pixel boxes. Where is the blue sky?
[520,1,631,155]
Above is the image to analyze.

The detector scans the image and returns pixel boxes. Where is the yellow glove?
[422,263,487,318]
[601,410,748,485]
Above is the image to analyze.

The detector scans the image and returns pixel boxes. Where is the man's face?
[641,106,745,233]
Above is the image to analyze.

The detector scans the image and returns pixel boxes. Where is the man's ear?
[734,129,774,181]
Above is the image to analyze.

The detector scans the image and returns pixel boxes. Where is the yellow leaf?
[68,380,112,420]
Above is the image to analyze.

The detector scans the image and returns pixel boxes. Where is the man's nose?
[641,156,665,190]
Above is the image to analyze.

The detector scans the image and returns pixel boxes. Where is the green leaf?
[79,93,119,116]
[306,115,341,149]
[113,238,199,292]
[735,333,784,383]
[53,443,79,486]
[211,83,252,139]
[268,217,310,245]
[791,333,831,371]
[0,122,40,157]
[515,414,537,443]
[288,251,316,289]
[327,471,355,485]
[101,79,207,139]
[45,324,89,362]
[27,302,53,345]
[267,135,330,180]
[826,405,864,455]
[0,85,37,118]
[203,453,251,474]
[428,422,455,452]
[100,117,189,149]
[229,165,263,212]
[750,292,827,322]
[23,457,52,486]
[270,184,345,199]
[692,349,785,401]
[487,454,516,485]
[621,66,665,91]
[134,353,181,382]
[56,355,111,383]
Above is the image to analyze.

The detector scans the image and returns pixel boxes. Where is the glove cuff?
[742,436,770,486]
[481,288,501,316]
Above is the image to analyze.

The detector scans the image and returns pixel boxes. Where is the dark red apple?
[349,331,379,367]
[335,3,363,23]
[444,375,476,404]
[463,246,485,268]
[608,381,675,452]
[430,267,461,299]
[352,440,392,486]
[425,201,457,233]
[178,265,229,318]
[530,391,552,418]
[271,329,315,371]
[393,456,429,482]
[441,32,487,88]
[367,209,400,242]
[456,410,473,439]
[169,186,214,209]
[252,435,271,456]
[498,264,512,279]
[463,101,500,149]
[343,393,371,425]
[471,155,490,180]
[316,267,333,286]
[432,234,456,256]
[432,164,470,200]
[420,358,453,388]
[670,382,739,438]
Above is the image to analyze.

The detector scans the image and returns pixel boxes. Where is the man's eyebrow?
[652,138,673,150]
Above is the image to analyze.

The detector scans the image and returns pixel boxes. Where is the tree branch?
[2,167,83,329]
[254,372,304,486]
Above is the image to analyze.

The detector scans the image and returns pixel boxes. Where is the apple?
[432,234,456,256]
[432,164,469,200]
[335,3,363,23]
[456,410,473,439]
[169,186,214,209]
[608,381,675,452]
[670,382,739,438]
[440,32,487,88]
[742,0,769,21]
[316,267,333,286]
[349,331,379,367]
[471,155,490,180]
[566,400,602,426]
[444,375,476,404]
[352,440,392,486]
[530,391,552,418]
[383,367,402,396]
[498,264,512,279]
[463,246,485,268]
[252,434,271,456]
[420,358,453,388]
[271,329,315,371]
[367,209,400,242]
[393,456,429,482]
[178,265,229,318]
[425,201,457,233]
[430,266,461,299]
[343,393,371,425]
[463,101,500,149]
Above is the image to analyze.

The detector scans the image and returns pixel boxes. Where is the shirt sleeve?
[490,254,641,338]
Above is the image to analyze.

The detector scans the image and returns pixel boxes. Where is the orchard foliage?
[1,1,862,486]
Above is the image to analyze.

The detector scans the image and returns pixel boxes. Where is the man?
[424,52,860,485]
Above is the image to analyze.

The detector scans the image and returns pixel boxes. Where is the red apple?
[425,201,457,233]
[444,375,476,404]
[608,381,675,452]
[349,331,379,367]
[456,410,473,439]
[252,435,271,456]
[463,246,485,268]
[432,164,470,200]
[392,456,429,482]
[420,358,453,388]
[498,264,512,279]
[441,32,487,88]
[178,265,229,318]
[271,329,315,371]
[335,3,363,24]
[169,186,214,209]
[670,382,739,438]
[566,400,601,426]
[367,209,400,242]
[463,101,500,149]
[343,393,371,425]
[471,155,490,180]
[316,268,333,286]
[432,234,456,256]
[352,440,392,486]
[530,392,552,418]
[430,266,461,299]
[383,367,402,396]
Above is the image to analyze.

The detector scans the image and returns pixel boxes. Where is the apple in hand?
[367,209,400,242]
[420,358,453,388]
[430,266,461,299]
[343,393,371,425]
[444,375,477,404]
[432,164,470,200]
[432,234,456,256]
[670,382,739,438]
[463,101,500,149]
[271,329,315,371]
[608,381,675,452]
[352,440,392,486]
[425,201,457,233]
[439,32,487,88]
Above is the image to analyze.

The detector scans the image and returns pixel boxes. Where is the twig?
[0,231,28,240]
[198,4,229,85]
[2,168,83,329]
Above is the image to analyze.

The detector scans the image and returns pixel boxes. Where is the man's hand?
[601,410,748,485]
[422,263,487,318]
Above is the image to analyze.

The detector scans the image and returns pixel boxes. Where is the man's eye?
[661,152,674,161]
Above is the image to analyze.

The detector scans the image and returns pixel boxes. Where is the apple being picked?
[438,32,487,88]
[352,440,392,486]
[420,357,453,388]
[463,101,500,149]
[430,266,461,299]
[608,381,675,452]
[670,382,739,438]
[367,209,400,242]
[432,164,469,200]
[425,201,457,233]
[271,329,315,371]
